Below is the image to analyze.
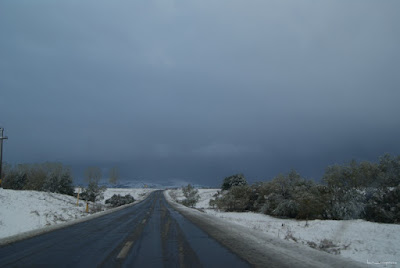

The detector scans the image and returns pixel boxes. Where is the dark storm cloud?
[1,0,400,186]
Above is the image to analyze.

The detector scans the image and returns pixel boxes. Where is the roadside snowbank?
[169,188,400,266]
[0,188,155,240]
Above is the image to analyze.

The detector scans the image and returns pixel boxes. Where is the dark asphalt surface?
[0,191,250,268]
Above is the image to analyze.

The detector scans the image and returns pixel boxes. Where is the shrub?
[105,194,135,207]
[1,163,74,196]
[323,187,365,220]
[181,184,200,208]
[258,170,320,218]
[272,199,299,218]
[364,186,400,223]
[296,185,330,220]
[209,191,222,209]
[212,185,252,212]
[42,170,74,196]
[377,154,400,188]
[2,171,27,190]
[56,173,75,196]
[23,165,46,191]
[213,154,400,223]
[221,174,248,190]
[81,180,106,202]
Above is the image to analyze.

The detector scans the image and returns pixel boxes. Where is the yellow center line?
[116,241,133,259]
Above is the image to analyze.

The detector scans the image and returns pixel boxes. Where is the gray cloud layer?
[1,1,399,185]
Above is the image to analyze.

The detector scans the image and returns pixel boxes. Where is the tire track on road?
[160,198,202,267]
[98,193,158,267]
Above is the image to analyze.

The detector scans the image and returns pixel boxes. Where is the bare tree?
[82,166,105,207]
[108,166,119,185]
[84,166,102,183]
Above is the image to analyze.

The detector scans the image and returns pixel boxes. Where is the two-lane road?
[0,191,250,267]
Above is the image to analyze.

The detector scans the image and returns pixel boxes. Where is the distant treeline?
[1,162,74,196]
[0,163,120,205]
[211,153,400,223]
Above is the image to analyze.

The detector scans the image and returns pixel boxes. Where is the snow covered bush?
[377,153,400,187]
[181,184,200,208]
[272,199,299,218]
[322,162,368,220]
[81,180,106,202]
[208,191,221,208]
[324,188,365,220]
[211,185,252,212]
[221,173,248,190]
[209,154,400,223]
[257,170,328,219]
[105,194,135,207]
[42,169,74,196]
[295,184,330,220]
[364,186,400,223]
[22,165,47,191]
[2,170,27,190]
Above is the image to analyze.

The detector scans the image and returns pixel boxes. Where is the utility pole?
[0,127,8,186]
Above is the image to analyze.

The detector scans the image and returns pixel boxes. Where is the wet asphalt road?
[0,191,250,268]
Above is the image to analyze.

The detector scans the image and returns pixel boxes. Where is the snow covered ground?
[168,188,400,266]
[0,188,156,240]
[1,187,398,266]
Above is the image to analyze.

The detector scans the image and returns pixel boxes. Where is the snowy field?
[168,189,400,266]
[0,188,156,240]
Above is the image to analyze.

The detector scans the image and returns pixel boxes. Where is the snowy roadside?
[164,190,365,267]
[0,188,156,243]
[168,188,400,266]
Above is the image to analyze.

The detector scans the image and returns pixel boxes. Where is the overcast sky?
[1,0,399,186]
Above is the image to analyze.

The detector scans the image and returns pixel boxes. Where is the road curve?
[0,191,249,268]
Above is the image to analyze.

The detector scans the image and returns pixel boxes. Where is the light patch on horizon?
[193,143,263,156]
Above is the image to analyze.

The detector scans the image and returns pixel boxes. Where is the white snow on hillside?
[0,188,156,240]
[168,188,400,266]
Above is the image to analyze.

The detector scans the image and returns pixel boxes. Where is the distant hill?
[97,179,207,189]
